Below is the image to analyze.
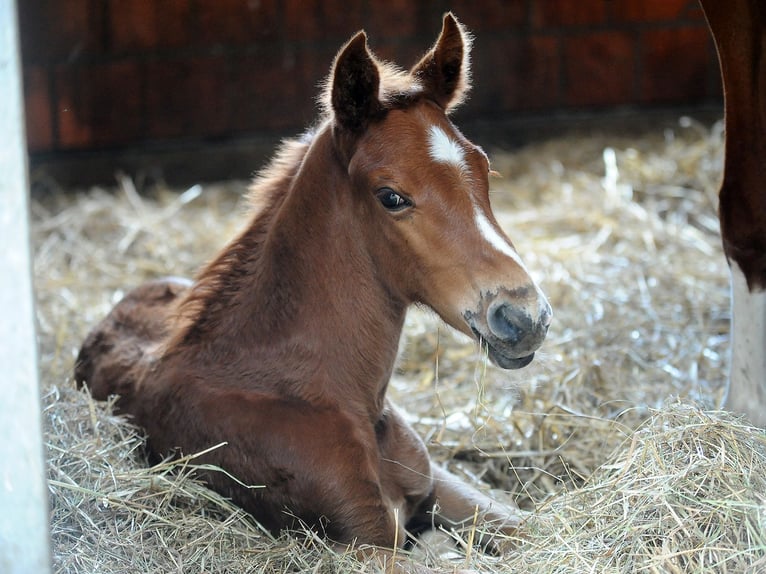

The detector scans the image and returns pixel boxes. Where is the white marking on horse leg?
[428,125,466,172]
[727,261,766,427]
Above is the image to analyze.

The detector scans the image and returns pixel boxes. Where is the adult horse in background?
[74,13,551,568]
[700,0,766,427]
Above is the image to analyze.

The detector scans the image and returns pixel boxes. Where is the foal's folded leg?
[428,465,521,552]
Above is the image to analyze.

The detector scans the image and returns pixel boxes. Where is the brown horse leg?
[74,277,191,411]
[429,465,520,546]
[377,404,520,553]
[142,390,408,545]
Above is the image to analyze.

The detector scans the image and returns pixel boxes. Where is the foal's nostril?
[488,302,530,344]
[541,301,553,329]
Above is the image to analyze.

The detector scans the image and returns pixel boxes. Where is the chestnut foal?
[75,13,551,566]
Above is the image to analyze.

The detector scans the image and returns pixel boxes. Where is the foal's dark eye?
[376,187,412,212]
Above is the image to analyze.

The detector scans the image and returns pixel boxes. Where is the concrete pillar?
[0,0,53,572]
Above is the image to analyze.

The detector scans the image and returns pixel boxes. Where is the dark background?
[19,0,723,185]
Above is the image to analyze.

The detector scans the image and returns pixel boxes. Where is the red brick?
[515,35,560,109]
[448,0,526,32]
[640,26,714,103]
[227,51,291,133]
[145,56,229,139]
[468,35,560,114]
[367,0,420,38]
[23,66,54,152]
[226,46,322,132]
[18,0,101,63]
[563,32,635,107]
[297,45,341,120]
[613,0,703,22]
[533,0,607,28]
[284,0,364,42]
[56,61,144,148]
[197,0,280,45]
[110,0,191,51]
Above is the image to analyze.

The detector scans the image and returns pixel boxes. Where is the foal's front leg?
[379,404,521,550]
[429,464,521,549]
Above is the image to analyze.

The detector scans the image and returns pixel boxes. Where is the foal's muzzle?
[465,288,552,370]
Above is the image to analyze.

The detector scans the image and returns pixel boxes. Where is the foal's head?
[328,14,551,369]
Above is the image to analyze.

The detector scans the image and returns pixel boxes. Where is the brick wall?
[20,0,721,160]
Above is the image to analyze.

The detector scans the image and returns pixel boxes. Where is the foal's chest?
[375,404,435,511]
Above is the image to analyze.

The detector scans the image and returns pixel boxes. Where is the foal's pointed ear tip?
[335,31,370,66]
[442,12,460,30]
[347,30,368,50]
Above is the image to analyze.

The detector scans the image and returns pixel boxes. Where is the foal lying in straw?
[75,13,551,572]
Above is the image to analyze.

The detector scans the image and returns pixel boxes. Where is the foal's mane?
[164,135,312,348]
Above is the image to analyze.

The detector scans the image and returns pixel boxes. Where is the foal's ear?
[331,32,383,132]
[411,13,472,112]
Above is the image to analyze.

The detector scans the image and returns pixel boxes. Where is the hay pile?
[33,116,766,573]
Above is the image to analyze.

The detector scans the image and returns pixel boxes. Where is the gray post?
[0,0,53,572]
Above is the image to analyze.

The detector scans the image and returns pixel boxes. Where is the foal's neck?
[184,128,407,419]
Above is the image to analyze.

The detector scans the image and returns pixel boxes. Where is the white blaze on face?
[427,124,528,269]
[428,125,467,172]
[427,123,550,328]
[473,208,528,269]
[727,261,766,426]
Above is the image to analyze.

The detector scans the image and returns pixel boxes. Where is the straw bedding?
[33,116,766,573]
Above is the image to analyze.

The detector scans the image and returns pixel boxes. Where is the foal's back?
[75,277,191,411]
